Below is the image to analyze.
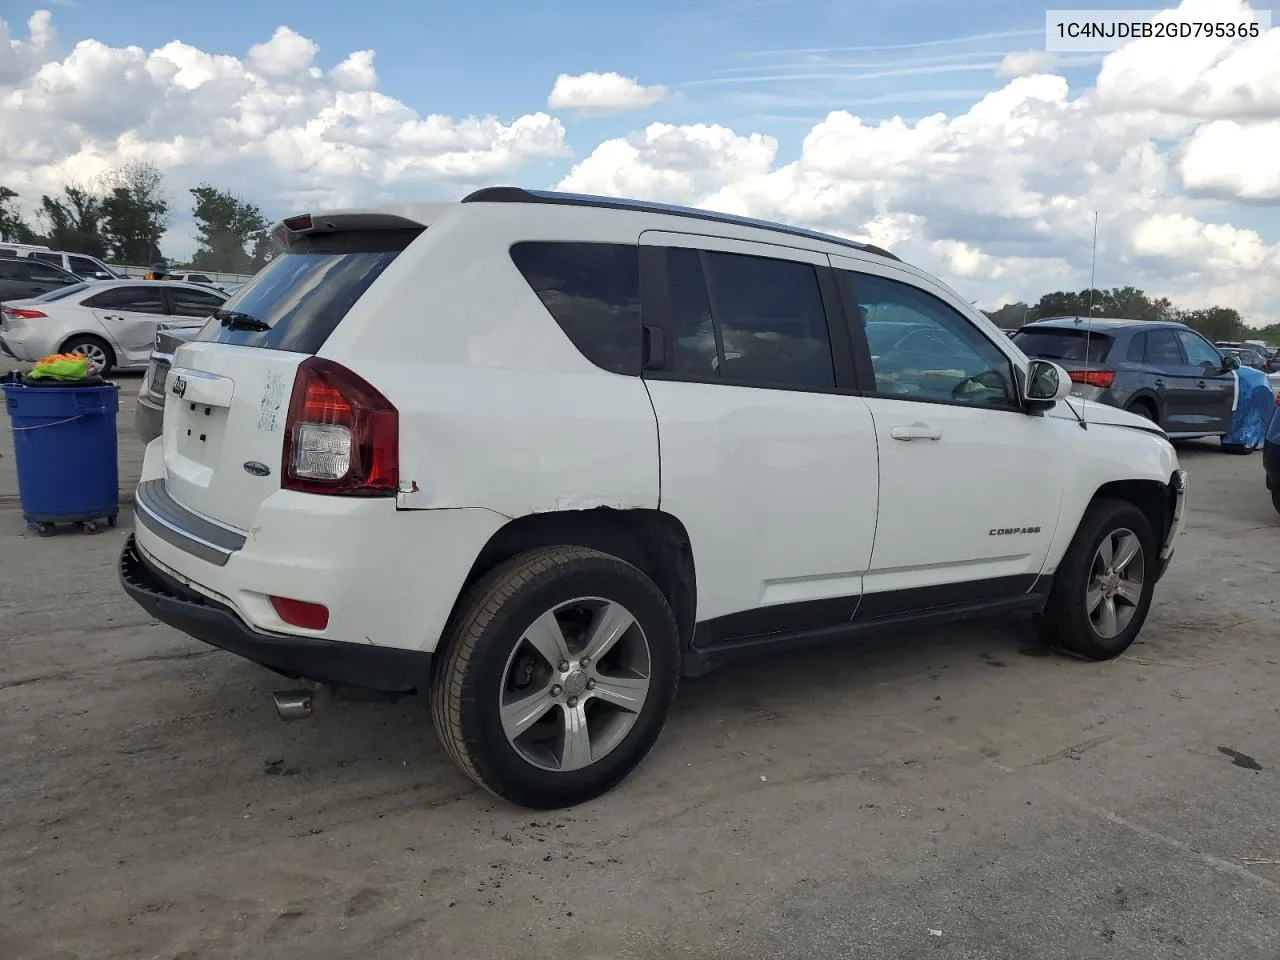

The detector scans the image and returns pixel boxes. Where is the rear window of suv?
[1011,328,1112,363]
[194,228,421,354]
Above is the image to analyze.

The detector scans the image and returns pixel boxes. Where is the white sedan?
[0,279,226,376]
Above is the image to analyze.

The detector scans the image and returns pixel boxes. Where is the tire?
[1125,400,1158,424]
[431,546,681,809]
[1039,498,1157,661]
[60,335,116,377]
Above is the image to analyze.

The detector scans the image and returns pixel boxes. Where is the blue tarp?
[1221,366,1277,449]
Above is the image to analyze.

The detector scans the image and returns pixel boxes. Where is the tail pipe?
[272,689,314,721]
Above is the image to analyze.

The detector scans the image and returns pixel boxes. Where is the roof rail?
[461,186,901,262]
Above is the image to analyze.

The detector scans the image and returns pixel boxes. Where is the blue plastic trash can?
[2,382,120,530]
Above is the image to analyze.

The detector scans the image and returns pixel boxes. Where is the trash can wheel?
[107,514,118,528]
[81,519,103,535]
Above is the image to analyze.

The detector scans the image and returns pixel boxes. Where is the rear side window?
[35,283,91,302]
[32,252,62,265]
[1145,330,1183,364]
[662,247,836,390]
[194,228,421,354]
[85,287,167,314]
[509,242,642,375]
[1011,328,1112,363]
[169,286,225,317]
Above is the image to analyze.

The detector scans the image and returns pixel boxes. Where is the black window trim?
[638,243,861,396]
[86,285,170,315]
[836,268,1029,415]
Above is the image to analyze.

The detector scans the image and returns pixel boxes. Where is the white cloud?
[997,50,1057,78]
[556,1,1280,325]
[547,72,668,115]
[0,13,569,255]
[1179,119,1280,200]
[2,1,1278,325]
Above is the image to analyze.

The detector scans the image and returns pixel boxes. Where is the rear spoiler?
[271,205,455,246]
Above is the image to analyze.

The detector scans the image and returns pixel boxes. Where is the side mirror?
[1221,354,1240,372]
[1024,359,1073,403]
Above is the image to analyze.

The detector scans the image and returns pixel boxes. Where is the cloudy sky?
[1,0,1277,325]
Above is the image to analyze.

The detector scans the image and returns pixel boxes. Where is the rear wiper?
[216,309,270,331]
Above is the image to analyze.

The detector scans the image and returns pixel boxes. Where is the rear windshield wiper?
[216,309,270,331]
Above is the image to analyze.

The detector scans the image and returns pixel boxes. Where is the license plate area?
[174,399,229,466]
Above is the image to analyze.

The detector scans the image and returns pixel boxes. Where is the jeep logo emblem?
[243,461,271,477]
[171,375,188,398]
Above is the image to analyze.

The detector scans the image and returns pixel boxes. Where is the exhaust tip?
[272,689,313,721]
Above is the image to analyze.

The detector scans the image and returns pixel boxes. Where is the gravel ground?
[1,358,1277,960]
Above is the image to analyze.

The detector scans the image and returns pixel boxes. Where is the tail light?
[269,595,330,630]
[281,357,398,496]
[1067,369,1115,389]
[2,308,46,320]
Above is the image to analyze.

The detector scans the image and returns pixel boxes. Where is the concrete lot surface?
[1,363,1277,960]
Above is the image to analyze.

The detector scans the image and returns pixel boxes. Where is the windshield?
[34,283,91,302]
[194,228,420,354]
[1012,328,1112,363]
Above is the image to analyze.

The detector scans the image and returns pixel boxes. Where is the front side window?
[25,262,74,284]
[661,247,836,390]
[509,242,642,376]
[846,272,1017,409]
[1177,330,1222,369]
[69,255,108,277]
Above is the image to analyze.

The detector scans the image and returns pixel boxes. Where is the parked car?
[1266,392,1280,514]
[0,255,83,302]
[1218,344,1272,372]
[136,321,205,442]
[118,187,1188,809]
[1011,318,1244,442]
[0,279,226,375]
[16,249,124,281]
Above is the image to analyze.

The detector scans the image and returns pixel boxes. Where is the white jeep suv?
[119,187,1188,809]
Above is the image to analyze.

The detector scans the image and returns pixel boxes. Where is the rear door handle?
[890,423,942,441]
[1196,381,1207,389]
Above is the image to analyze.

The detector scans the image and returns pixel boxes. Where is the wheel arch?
[1123,390,1161,422]
[446,507,697,659]
[1089,478,1171,549]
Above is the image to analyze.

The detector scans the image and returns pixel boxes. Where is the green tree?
[1176,306,1246,342]
[0,186,42,244]
[189,184,269,273]
[101,162,169,264]
[38,185,107,256]
[983,302,1031,329]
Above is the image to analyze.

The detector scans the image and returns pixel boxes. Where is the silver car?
[0,279,226,376]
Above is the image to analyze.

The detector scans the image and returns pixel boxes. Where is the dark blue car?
[1012,317,1242,439]
[1266,395,1280,514]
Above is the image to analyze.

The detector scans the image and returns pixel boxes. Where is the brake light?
[269,596,330,630]
[282,213,313,232]
[281,357,398,496]
[1068,369,1115,389]
[2,308,46,320]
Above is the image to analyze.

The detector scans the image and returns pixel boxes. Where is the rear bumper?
[129,440,509,655]
[1264,439,1280,489]
[120,536,433,692]
[135,394,164,444]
